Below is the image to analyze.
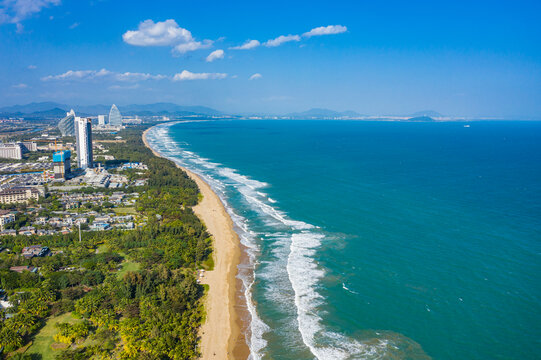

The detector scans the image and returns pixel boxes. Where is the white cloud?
[206,49,224,62]
[0,0,61,24]
[173,70,227,81]
[249,73,262,80]
[69,22,79,29]
[115,72,166,81]
[173,39,213,54]
[42,69,111,81]
[108,84,140,90]
[303,25,347,38]
[230,39,260,50]
[123,19,213,55]
[123,19,192,46]
[264,34,300,47]
[12,83,28,88]
[42,68,229,83]
[41,69,166,82]
[27,64,37,69]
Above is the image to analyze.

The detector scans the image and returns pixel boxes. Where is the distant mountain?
[286,108,362,118]
[410,110,443,118]
[0,106,68,120]
[407,116,436,122]
[119,103,223,116]
[0,102,68,114]
[0,102,224,118]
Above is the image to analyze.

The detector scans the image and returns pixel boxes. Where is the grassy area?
[116,261,140,279]
[96,244,109,254]
[113,207,137,215]
[202,253,214,270]
[26,312,80,359]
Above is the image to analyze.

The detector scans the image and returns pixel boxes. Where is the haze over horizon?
[1,0,540,118]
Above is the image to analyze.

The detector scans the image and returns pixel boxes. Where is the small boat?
[464,125,470,128]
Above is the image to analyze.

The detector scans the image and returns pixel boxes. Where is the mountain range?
[0,102,445,120]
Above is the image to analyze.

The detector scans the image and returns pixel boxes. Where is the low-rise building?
[10,266,37,273]
[134,179,147,186]
[37,229,51,236]
[89,222,110,231]
[0,229,17,236]
[21,245,49,258]
[19,226,36,235]
[0,210,15,230]
[0,187,41,204]
[35,216,48,225]
[63,201,79,209]
[120,162,148,170]
[94,216,110,223]
[113,222,134,229]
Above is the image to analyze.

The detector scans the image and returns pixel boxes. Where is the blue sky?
[0,0,540,117]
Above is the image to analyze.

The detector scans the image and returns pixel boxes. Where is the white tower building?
[75,117,93,169]
[108,104,122,126]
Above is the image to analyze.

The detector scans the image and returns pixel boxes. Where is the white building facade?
[75,117,93,169]
[0,143,23,160]
[108,104,122,126]
[98,115,106,126]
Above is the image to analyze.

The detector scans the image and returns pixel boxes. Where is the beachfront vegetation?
[0,126,212,359]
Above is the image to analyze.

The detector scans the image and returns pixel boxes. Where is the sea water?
[145,120,541,360]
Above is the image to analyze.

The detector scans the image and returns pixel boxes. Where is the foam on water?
[145,122,398,359]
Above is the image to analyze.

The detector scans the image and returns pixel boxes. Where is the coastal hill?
[286,108,362,118]
[410,110,443,118]
[0,106,68,120]
[407,116,436,122]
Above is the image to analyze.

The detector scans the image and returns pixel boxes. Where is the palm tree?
[0,326,23,352]
[9,312,37,336]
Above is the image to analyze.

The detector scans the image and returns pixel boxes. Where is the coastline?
[143,128,249,360]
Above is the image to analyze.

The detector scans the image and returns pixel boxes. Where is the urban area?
[0,105,211,358]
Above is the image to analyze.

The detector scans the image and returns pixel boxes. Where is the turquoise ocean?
[145,120,541,360]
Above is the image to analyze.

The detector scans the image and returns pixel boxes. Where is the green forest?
[0,126,212,359]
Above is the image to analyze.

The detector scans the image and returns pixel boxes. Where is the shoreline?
[143,128,249,360]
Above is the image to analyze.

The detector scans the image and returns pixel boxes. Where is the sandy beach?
[143,129,249,360]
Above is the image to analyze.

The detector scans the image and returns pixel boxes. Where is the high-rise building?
[75,117,93,169]
[98,115,106,126]
[108,104,122,126]
[53,150,71,179]
[58,109,76,136]
[0,143,24,160]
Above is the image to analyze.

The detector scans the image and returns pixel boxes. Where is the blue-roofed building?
[90,222,110,231]
[53,150,71,179]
